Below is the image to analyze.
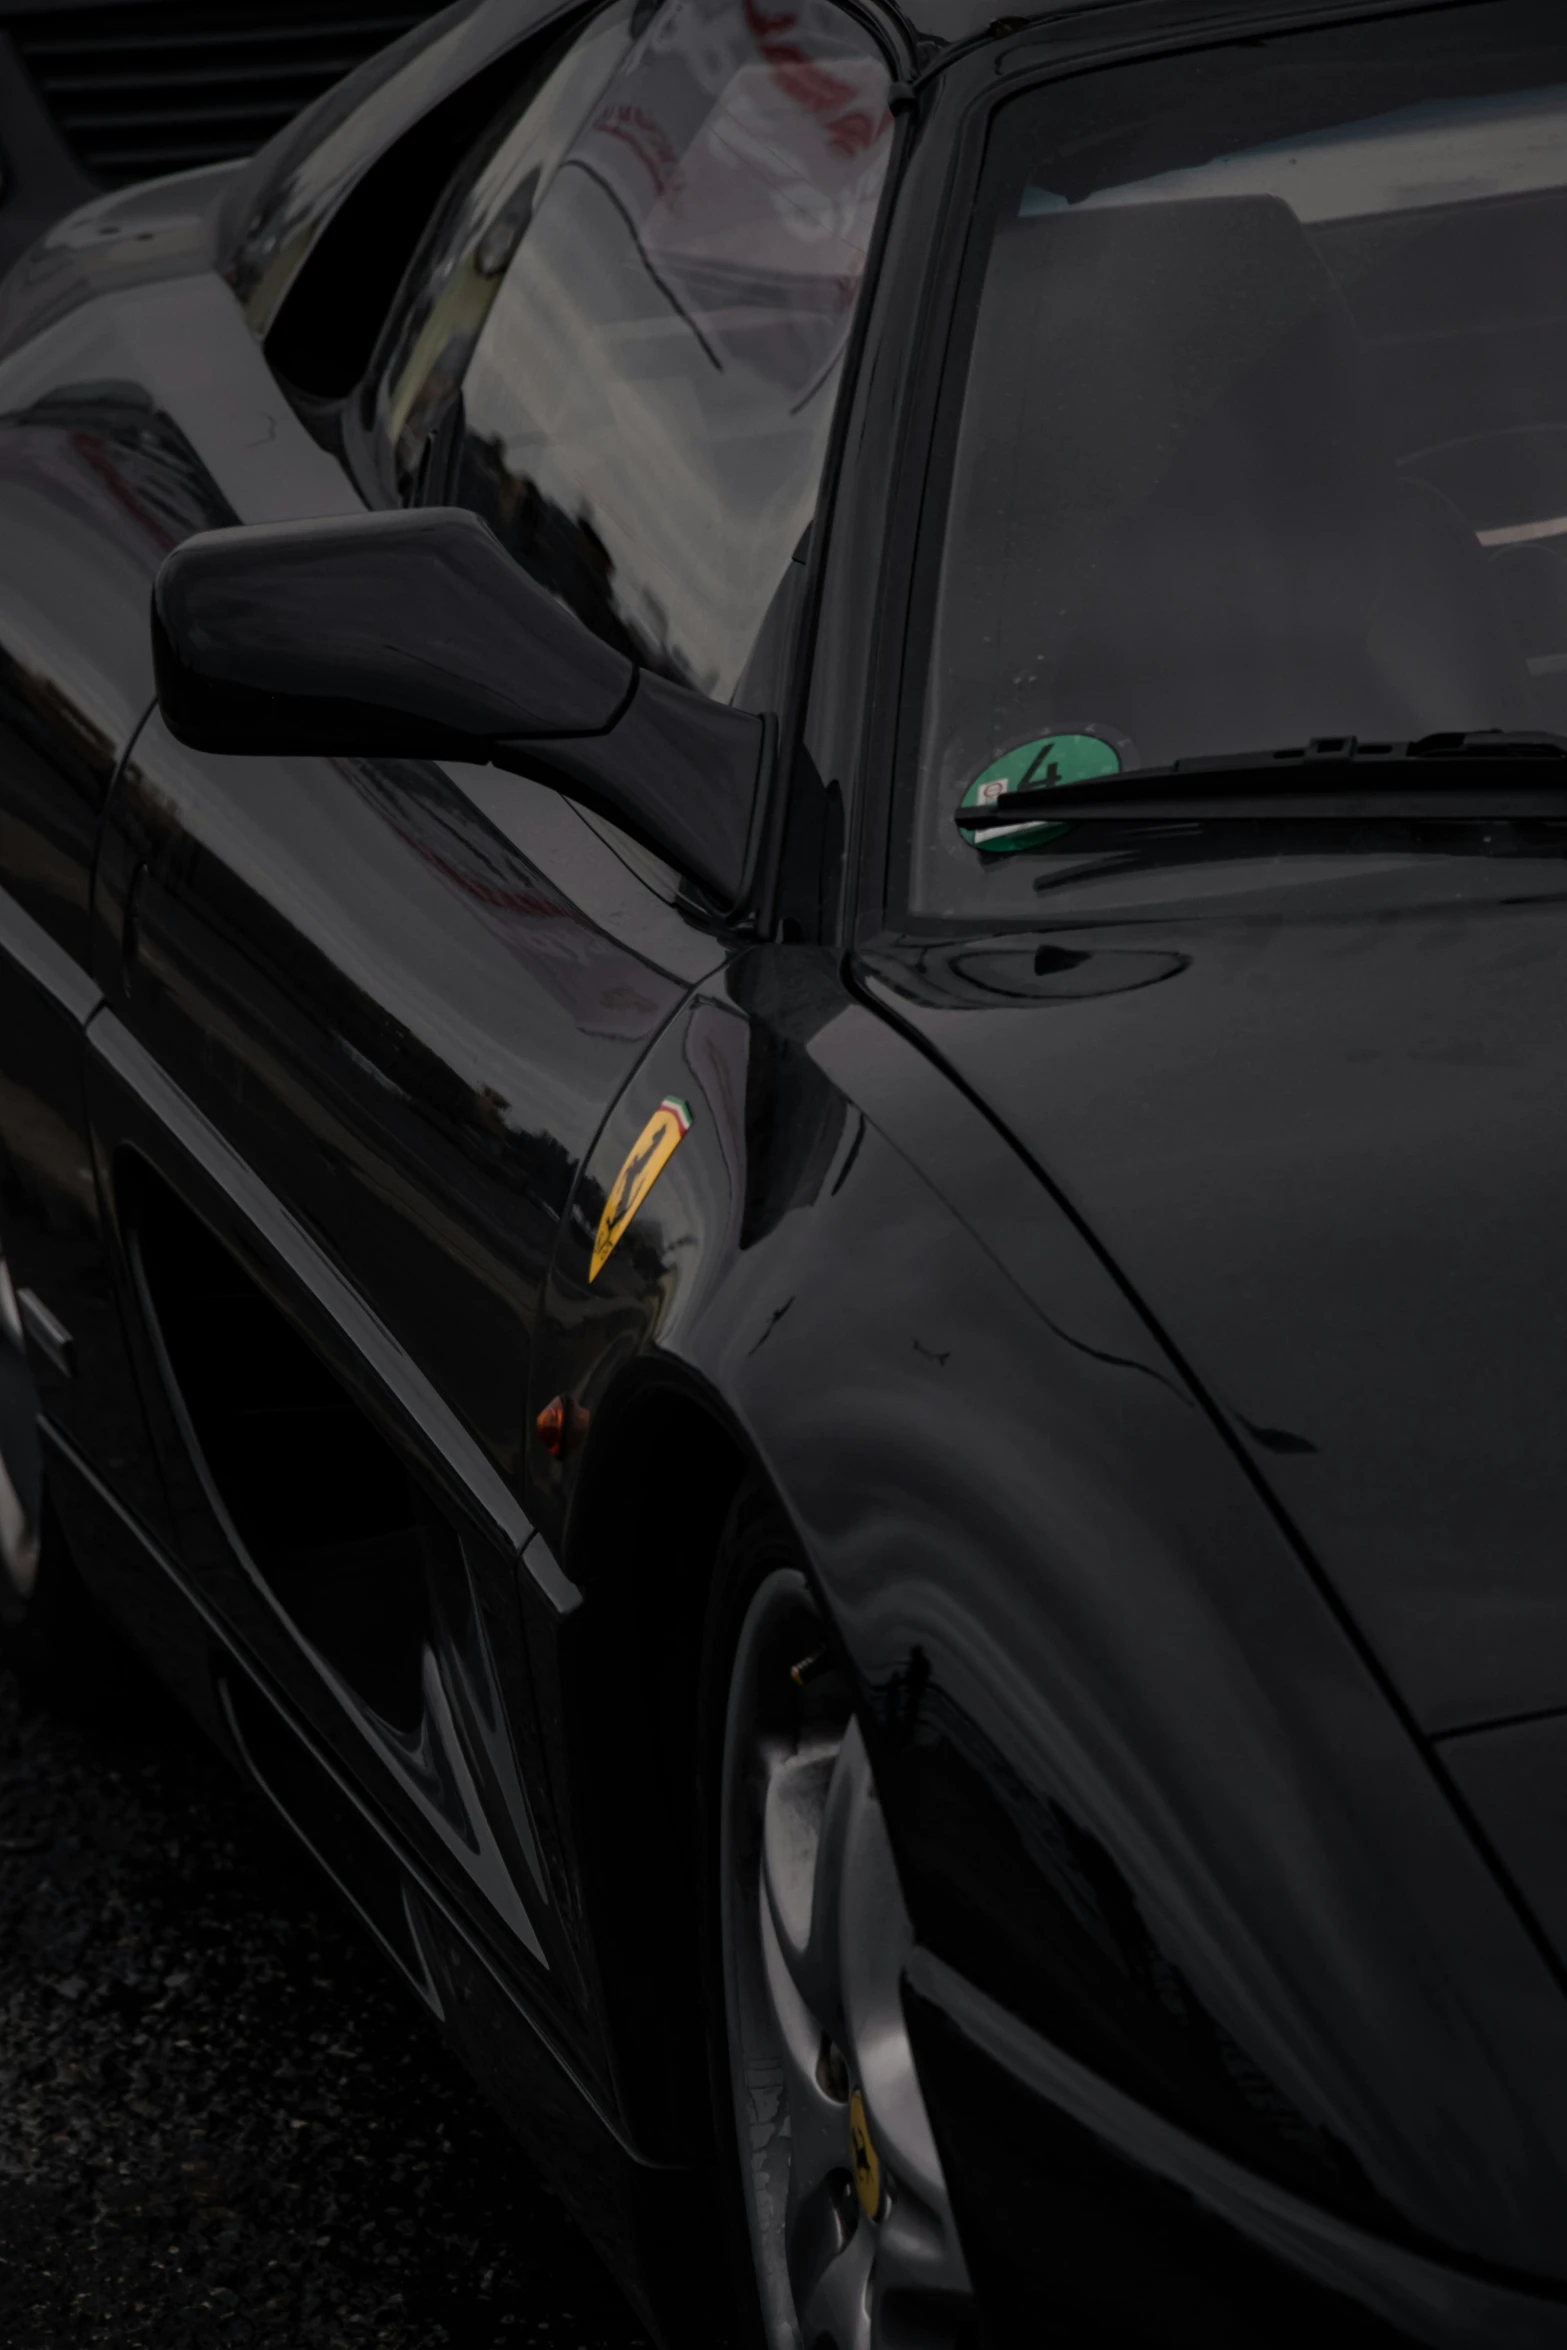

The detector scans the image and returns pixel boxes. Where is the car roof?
[901,0,1464,62]
[220,0,1456,330]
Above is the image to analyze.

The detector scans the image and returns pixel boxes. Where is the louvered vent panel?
[12,2,436,188]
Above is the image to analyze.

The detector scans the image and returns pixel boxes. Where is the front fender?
[529,948,1567,2306]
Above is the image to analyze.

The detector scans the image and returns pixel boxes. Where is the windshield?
[907,1,1567,919]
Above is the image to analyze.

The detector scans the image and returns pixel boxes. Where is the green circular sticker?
[958,731,1126,853]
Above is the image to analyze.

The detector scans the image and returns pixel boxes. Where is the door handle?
[17,1289,75,1380]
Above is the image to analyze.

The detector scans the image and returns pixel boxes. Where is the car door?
[0,165,373,1594]
[90,0,894,2070]
[0,377,229,1548]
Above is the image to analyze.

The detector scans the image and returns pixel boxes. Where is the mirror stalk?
[494,671,762,905]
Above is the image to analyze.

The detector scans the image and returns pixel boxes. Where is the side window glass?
[371,0,641,501]
[442,0,893,703]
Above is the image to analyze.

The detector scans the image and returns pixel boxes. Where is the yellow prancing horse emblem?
[590,1096,692,1282]
[848,2088,882,2221]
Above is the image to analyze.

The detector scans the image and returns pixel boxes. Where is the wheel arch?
[550,1358,757,2164]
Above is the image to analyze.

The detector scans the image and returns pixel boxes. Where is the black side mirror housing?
[152,506,765,905]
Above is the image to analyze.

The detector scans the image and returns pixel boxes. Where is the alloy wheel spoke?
[758,1881,855,2205]
[797,2209,876,2350]
[726,1568,974,2349]
[760,1726,856,2024]
[872,2178,974,2306]
[836,1748,952,2225]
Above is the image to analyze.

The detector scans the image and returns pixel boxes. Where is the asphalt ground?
[0,1656,655,2350]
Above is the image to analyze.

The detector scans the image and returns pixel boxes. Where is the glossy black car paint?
[152,509,768,900]
[2,1,1567,2345]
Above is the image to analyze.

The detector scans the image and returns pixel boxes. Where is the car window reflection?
[452,0,892,702]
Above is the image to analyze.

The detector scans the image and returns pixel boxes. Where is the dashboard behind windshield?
[906,1,1567,919]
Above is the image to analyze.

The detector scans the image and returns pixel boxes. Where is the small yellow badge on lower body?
[590,1096,692,1282]
[848,2087,882,2221]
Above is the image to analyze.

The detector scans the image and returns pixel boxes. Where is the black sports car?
[5,0,1567,2340]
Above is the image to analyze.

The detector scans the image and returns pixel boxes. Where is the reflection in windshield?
[912,4,1567,918]
[1066,86,1567,226]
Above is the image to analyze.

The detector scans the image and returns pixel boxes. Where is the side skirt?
[37,1417,678,2169]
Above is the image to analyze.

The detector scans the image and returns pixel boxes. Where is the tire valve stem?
[789,1647,828,1688]
[828,2169,861,2240]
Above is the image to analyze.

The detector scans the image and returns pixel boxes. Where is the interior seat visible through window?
[940,194,1531,792]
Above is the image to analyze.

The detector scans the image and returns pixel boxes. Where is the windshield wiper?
[955,733,1567,834]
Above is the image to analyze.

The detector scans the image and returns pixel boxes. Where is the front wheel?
[704,1485,975,2350]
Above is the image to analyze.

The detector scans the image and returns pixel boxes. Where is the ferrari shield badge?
[590,1097,692,1282]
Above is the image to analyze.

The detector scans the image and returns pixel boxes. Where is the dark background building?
[0,0,445,272]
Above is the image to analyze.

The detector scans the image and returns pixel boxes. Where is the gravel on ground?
[0,1658,654,2350]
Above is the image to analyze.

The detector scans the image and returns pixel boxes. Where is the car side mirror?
[151,507,765,905]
